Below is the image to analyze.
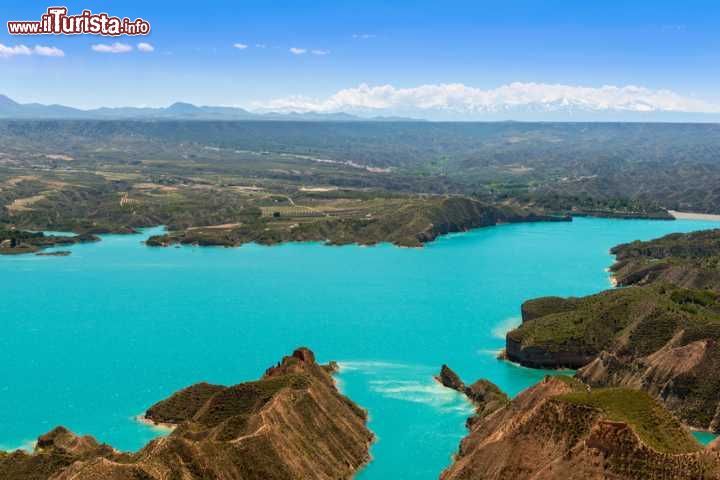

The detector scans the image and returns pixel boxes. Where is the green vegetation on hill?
[614,229,720,260]
[145,196,569,248]
[507,285,716,361]
[509,282,720,362]
[0,228,98,255]
[520,296,581,322]
[3,120,720,217]
[442,376,717,480]
[559,388,702,454]
[0,348,373,480]
[611,229,720,290]
[508,227,720,433]
[143,382,225,424]
[6,120,720,245]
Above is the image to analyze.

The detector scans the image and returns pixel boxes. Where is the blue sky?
[2,0,720,112]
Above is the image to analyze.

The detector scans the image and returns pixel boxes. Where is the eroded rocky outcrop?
[435,365,509,423]
[610,229,720,290]
[0,347,373,480]
[577,334,720,433]
[505,287,655,369]
[505,283,720,432]
[442,376,720,480]
[412,198,570,245]
[437,365,465,391]
[505,335,596,370]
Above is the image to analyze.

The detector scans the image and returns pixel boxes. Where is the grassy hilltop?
[0,348,372,480]
[441,376,719,480]
[507,228,720,433]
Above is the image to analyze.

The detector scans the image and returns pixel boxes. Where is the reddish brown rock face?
[610,229,720,291]
[435,366,509,424]
[436,364,465,391]
[0,348,373,480]
[441,376,720,480]
[507,283,720,432]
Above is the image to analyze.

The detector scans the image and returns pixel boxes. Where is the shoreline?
[669,210,720,221]
[13,210,702,257]
[603,267,619,287]
[689,425,719,434]
[134,414,176,432]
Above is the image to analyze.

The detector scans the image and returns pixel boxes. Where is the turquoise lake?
[1,217,719,477]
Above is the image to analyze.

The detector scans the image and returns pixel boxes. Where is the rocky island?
[0,229,98,255]
[0,348,373,480]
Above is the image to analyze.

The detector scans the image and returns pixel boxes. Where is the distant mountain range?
[1,93,720,122]
[0,95,415,121]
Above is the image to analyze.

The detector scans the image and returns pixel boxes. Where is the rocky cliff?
[506,287,669,369]
[442,376,719,480]
[506,228,720,432]
[577,333,720,433]
[410,197,570,245]
[0,347,373,480]
[436,365,509,423]
[506,284,720,432]
[146,196,570,248]
[610,229,720,290]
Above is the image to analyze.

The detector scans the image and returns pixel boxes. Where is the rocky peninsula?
[0,229,98,255]
[0,348,373,480]
[146,197,570,248]
[505,228,720,433]
[436,365,510,423]
[441,376,719,479]
[610,228,720,290]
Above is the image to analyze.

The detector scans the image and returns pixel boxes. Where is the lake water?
[1,217,718,477]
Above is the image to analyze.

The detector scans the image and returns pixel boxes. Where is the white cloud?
[33,45,65,57]
[256,82,719,116]
[0,44,33,57]
[311,49,330,56]
[289,47,307,55]
[137,42,155,53]
[91,42,132,54]
[0,44,64,58]
[233,43,248,50]
[352,33,376,39]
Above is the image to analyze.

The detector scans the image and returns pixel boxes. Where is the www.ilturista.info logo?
[7,7,150,36]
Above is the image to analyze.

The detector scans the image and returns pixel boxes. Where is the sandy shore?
[604,267,618,287]
[669,210,720,221]
[134,414,176,432]
[299,186,338,192]
[187,222,242,231]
